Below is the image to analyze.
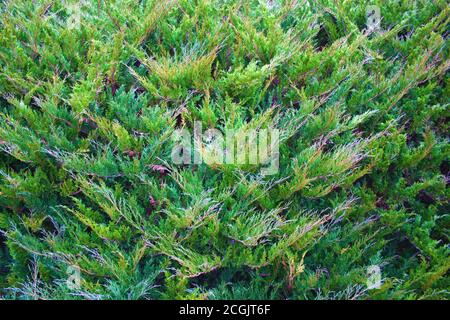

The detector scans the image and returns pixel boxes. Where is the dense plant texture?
[0,0,449,300]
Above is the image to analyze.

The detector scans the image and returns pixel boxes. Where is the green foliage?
[0,0,448,300]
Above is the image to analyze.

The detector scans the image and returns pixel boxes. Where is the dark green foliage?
[0,0,448,300]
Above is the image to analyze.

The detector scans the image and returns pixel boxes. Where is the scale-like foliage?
[0,0,448,300]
